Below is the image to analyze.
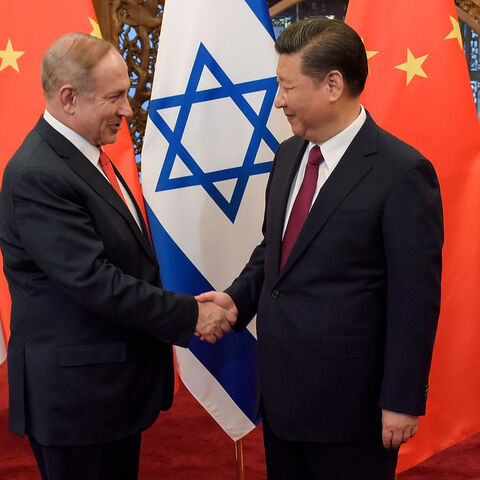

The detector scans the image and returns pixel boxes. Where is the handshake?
[194,291,237,344]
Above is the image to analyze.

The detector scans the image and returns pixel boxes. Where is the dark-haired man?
[0,32,235,480]
[197,17,443,479]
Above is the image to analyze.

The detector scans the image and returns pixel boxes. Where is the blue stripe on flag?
[145,201,259,423]
[245,0,275,40]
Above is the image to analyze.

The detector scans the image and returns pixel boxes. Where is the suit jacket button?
[271,289,280,298]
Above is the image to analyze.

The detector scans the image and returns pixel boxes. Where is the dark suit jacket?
[0,117,198,446]
[226,113,443,443]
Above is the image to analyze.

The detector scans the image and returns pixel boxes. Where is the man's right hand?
[195,291,238,316]
[195,301,237,344]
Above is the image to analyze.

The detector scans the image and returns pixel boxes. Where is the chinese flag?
[346,0,480,472]
[0,1,145,355]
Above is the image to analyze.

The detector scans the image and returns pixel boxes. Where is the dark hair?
[275,18,368,97]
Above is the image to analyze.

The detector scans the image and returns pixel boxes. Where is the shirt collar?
[43,109,101,165]
[308,105,367,170]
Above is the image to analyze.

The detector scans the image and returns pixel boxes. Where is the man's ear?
[59,85,77,115]
[326,70,344,102]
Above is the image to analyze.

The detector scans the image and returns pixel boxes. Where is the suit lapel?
[36,117,157,264]
[276,115,378,281]
[113,164,152,244]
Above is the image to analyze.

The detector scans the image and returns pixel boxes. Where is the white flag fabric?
[141,0,290,440]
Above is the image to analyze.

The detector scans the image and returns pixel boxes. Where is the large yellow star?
[0,38,25,73]
[445,15,463,50]
[395,48,428,85]
[89,17,102,39]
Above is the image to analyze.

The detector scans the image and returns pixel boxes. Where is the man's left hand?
[381,409,419,449]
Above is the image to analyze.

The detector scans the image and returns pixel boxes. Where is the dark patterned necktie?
[280,145,324,269]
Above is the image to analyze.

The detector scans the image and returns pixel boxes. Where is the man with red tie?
[0,32,235,480]
[197,18,443,480]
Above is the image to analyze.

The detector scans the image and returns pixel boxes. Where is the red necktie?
[99,150,126,204]
[280,145,324,269]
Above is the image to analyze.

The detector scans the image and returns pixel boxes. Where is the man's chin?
[102,134,119,145]
[290,125,304,138]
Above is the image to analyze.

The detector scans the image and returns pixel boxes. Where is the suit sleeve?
[225,237,265,332]
[379,157,443,415]
[225,151,280,331]
[12,166,197,347]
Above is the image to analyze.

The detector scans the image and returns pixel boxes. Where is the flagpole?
[234,439,245,480]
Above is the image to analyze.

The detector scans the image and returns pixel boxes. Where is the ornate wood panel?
[456,0,480,34]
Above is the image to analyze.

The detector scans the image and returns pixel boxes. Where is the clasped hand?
[194,291,238,344]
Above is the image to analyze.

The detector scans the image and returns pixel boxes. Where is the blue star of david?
[148,42,280,223]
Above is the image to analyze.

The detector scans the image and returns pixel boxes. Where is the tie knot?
[308,145,323,167]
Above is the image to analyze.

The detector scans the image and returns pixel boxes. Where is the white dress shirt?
[44,110,142,230]
[282,105,367,236]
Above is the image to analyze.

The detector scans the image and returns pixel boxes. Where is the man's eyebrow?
[106,89,126,96]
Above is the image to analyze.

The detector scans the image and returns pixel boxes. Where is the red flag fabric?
[346,0,480,472]
[0,2,143,351]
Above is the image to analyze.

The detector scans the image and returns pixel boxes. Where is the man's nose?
[119,94,133,117]
[274,88,285,109]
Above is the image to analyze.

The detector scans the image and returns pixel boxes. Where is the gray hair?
[41,32,114,99]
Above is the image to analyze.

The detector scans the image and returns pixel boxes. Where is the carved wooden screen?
[457,0,480,32]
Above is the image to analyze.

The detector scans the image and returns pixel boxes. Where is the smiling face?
[274,52,334,143]
[72,50,132,146]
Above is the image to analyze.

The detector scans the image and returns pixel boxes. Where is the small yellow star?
[0,38,25,73]
[395,48,428,85]
[89,18,102,39]
[445,15,463,50]
[361,38,379,60]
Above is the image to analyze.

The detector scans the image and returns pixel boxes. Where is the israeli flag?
[141,0,290,440]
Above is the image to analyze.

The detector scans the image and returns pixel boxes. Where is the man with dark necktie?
[197,18,443,480]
